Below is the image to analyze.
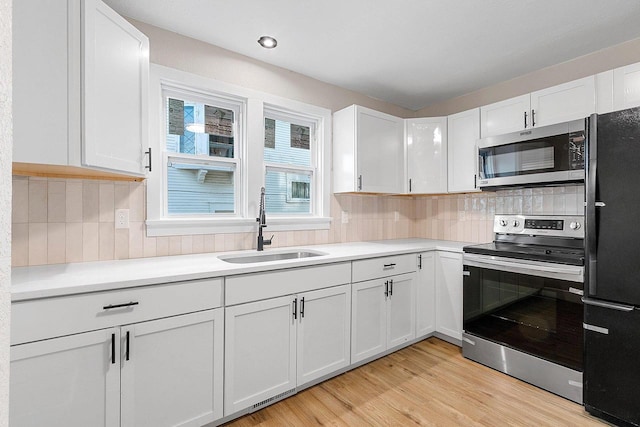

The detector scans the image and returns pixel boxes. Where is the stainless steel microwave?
[477,119,585,190]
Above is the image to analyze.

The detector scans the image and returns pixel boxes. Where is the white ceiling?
[104,0,640,111]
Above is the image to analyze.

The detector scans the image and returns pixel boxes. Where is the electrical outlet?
[341,211,349,224]
[115,209,130,229]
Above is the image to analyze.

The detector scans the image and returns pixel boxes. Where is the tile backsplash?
[11,175,584,267]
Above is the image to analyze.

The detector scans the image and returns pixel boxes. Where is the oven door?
[463,253,584,371]
[477,120,585,189]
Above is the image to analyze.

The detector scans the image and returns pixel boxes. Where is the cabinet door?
[387,273,416,349]
[120,309,224,427]
[224,296,297,415]
[297,285,351,387]
[406,117,448,194]
[613,62,640,111]
[447,108,480,193]
[435,251,464,342]
[357,108,404,193]
[82,0,149,175]
[480,94,530,137]
[12,0,75,165]
[10,328,120,427]
[416,252,436,338]
[351,279,387,363]
[530,76,596,127]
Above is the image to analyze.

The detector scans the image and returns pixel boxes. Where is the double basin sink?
[218,250,326,264]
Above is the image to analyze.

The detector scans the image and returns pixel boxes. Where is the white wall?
[416,37,640,116]
[129,19,415,118]
[0,0,12,424]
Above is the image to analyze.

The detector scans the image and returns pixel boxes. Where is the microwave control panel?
[569,131,585,170]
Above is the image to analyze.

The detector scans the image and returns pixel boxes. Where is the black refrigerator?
[584,106,640,427]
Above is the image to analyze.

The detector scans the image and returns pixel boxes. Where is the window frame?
[161,85,244,219]
[146,65,332,237]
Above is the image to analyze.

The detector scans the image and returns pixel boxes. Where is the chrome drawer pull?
[103,301,139,310]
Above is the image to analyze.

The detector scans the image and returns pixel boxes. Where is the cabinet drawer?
[11,278,223,345]
[352,254,416,283]
[225,263,351,305]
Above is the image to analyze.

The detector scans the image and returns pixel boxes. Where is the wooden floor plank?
[223,338,606,426]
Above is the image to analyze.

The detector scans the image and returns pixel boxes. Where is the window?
[163,86,244,217]
[146,65,331,236]
[263,108,317,215]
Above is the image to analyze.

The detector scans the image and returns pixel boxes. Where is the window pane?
[167,160,235,215]
[265,170,311,214]
[167,99,235,159]
[264,118,311,167]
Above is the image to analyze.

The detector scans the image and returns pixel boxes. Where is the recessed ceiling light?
[258,36,278,49]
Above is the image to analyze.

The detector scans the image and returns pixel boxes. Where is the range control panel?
[494,215,584,238]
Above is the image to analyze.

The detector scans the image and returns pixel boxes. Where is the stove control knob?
[570,221,581,230]
[512,220,520,227]
[499,219,507,227]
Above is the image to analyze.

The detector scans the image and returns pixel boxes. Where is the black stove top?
[463,241,585,266]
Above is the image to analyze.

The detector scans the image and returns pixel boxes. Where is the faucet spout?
[257,187,272,251]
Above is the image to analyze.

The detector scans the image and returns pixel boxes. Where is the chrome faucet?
[256,187,273,251]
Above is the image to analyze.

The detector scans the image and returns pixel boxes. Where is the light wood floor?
[224,338,607,426]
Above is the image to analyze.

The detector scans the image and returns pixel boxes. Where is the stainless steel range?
[462,214,585,403]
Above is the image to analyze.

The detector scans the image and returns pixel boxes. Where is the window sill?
[146,216,332,237]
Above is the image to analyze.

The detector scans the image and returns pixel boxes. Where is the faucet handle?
[264,234,274,246]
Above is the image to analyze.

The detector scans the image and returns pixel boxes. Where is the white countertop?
[11,239,471,301]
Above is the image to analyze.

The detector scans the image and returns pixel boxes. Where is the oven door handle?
[463,253,583,277]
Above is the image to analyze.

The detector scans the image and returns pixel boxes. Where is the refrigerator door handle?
[582,297,635,312]
[585,114,598,296]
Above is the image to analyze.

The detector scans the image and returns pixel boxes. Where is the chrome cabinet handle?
[384,281,389,298]
[358,175,362,191]
[383,263,396,269]
[531,109,536,127]
[292,298,297,320]
[524,111,528,128]
[145,147,152,172]
[300,297,305,319]
[389,279,393,296]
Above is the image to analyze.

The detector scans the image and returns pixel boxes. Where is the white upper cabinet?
[596,70,615,114]
[530,76,596,127]
[447,108,480,193]
[13,0,150,177]
[333,105,404,194]
[405,117,448,194]
[480,76,596,138]
[480,94,531,138]
[613,62,640,111]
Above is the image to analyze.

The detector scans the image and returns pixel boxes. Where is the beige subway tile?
[65,222,83,263]
[82,223,99,262]
[192,235,204,254]
[47,181,66,223]
[83,181,100,222]
[143,236,157,258]
[28,179,48,222]
[129,182,145,222]
[99,183,115,223]
[99,222,115,261]
[565,193,578,215]
[214,234,225,252]
[47,223,66,264]
[156,237,169,256]
[129,222,144,259]
[463,221,473,242]
[204,234,216,253]
[181,235,193,254]
[66,181,83,222]
[169,236,182,255]
[12,223,29,266]
[114,182,130,210]
[12,177,29,224]
[471,220,480,243]
[115,229,129,260]
[28,223,48,265]
[553,194,566,214]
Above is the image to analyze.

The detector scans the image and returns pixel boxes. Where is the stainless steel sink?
[218,250,326,264]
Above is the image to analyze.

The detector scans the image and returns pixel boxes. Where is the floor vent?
[251,388,296,412]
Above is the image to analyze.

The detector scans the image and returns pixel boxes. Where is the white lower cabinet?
[416,252,436,339]
[10,309,224,427]
[435,251,464,342]
[224,284,351,416]
[351,272,416,363]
